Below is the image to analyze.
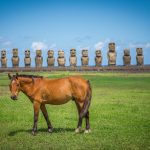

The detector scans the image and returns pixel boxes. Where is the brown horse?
[8,73,92,135]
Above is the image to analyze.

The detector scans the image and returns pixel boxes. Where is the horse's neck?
[19,78,34,95]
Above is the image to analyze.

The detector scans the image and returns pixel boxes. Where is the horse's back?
[38,76,89,104]
[43,76,88,94]
[68,76,88,88]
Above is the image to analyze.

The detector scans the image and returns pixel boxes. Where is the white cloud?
[129,42,150,49]
[31,41,48,50]
[94,39,111,50]
[129,43,141,48]
[94,41,104,50]
[3,41,12,46]
[0,36,12,47]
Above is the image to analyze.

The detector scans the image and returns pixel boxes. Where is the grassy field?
[0,72,150,150]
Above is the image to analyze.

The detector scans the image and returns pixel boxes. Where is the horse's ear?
[8,73,12,80]
[32,77,35,83]
[16,73,19,79]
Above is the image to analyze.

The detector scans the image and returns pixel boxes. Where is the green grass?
[0,72,150,150]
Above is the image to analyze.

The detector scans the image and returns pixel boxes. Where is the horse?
[8,73,92,135]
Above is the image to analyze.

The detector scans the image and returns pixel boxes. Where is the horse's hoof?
[32,131,36,136]
[75,127,82,133]
[84,129,91,134]
[48,128,53,133]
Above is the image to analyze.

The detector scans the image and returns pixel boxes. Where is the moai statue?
[47,50,55,67]
[136,48,144,66]
[95,50,102,66]
[57,50,66,67]
[0,50,7,67]
[81,49,89,66]
[107,43,117,66]
[69,49,77,67]
[12,48,19,67]
[123,49,131,66]
[24,50,31,67]
[35,50,43,67]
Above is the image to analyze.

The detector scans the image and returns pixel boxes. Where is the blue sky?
[0,0,150,67]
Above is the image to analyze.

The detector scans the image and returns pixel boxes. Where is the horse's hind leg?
[75,101,91,133]
[84,110,91,133]
[40,104,53,133]
[75,101,84,133]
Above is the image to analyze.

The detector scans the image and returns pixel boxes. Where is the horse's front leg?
[40,104,53,133]
[32,101,41,135]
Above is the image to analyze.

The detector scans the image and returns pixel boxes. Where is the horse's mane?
[14,74,43,79]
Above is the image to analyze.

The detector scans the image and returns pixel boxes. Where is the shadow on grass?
[8,127,75,136]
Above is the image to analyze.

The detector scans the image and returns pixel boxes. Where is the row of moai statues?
[123,48,143,66]
[0,44,144,67]
[0,48,20,67]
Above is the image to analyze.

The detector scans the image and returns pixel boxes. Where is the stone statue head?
[48,50,54,57]
[95,50,102,57]
[82,49,88,57]
[36,50,42,57]
[12,48,18,57]
[70,49,76,57]
[136,48,143,56]
[25,50,30,57]
[1,50,6,58]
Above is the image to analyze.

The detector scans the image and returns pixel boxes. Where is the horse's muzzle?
[11,95,18,100]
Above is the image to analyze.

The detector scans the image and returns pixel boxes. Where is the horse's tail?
[81,80,92,117]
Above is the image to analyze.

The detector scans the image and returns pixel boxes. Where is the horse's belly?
[42,94,72,105]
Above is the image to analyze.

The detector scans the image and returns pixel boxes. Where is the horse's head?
[8,73,20,100]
